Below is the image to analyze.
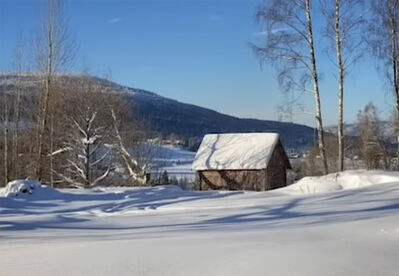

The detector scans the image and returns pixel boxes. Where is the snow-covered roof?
[192,133,282,171]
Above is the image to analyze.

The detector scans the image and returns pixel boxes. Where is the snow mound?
[285,170,399,194]
[2,180,41,197]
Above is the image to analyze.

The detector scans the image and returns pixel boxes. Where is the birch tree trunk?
[36,44,53,180]
[3,96,9,186]
[335,0,345,171]
[389,2,399,170]
[50,116,54,187]
[111,109,146,186]
[13,40,24,180]
[305,0,329,175]
[13,70,22,179]
[85,140,91,188]
[35,0,75,180]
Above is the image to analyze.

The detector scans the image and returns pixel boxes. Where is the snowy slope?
[152,145,196,179]
[1,171,399,276]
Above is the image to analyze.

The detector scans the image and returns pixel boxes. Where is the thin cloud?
[253,28,289,36]
[107,17,123,24]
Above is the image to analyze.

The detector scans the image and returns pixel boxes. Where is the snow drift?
[285,170,399,194]
[0,180,64,200]
[1,180,41,197]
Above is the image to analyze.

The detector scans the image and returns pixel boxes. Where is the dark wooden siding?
[265,141,289,190]
[198,170,266,191]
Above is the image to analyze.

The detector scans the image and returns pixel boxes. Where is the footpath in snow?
[1,170,399,276]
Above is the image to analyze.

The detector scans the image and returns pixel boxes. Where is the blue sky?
[0,0,392,127]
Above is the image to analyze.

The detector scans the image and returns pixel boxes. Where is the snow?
[1,171,399,276]
[152,145,196,180]
[192,132,280,170]
[286,170,399,194]
[1,180,41,197]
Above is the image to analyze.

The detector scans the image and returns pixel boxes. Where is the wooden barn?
[192,133,291,191]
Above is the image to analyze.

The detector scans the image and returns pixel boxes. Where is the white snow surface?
[152,145,196,179]
[1,180,41,197]
[1,170,399,276]
[286,170,399,194]
[192,132,280,170]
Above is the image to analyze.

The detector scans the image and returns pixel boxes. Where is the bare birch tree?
[335,0,345,172]
[1,90,9,186]
[320,0,365,171]
[357,103,388,169]
[35,0,75,180]
[12,38,25,180]
[111,109,147,186]
[111,108,158,186]
[252,0,328,174]
[368,0,399,168]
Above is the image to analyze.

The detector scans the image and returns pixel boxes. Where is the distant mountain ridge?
[0,74,316,149]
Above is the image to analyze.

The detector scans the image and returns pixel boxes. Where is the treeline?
[0,75,154,188]
[298,102,395,176]
[253,0,399,175]
[0,0,152,188]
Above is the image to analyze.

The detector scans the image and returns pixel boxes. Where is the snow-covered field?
[152,145,196,180]
[1,170,399,276]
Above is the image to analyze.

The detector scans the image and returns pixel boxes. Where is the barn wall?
[198,170,266,191]
[265,142,288,189]
[265,166,286,190]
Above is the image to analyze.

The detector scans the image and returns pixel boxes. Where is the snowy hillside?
[0,74,316,149]
[151,145,196,180]
[1,171,399,276]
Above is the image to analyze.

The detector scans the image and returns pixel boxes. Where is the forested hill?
[0,74,316,149]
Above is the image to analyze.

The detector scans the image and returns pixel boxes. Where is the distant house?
[192,133,291,191]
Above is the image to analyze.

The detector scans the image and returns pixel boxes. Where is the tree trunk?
[36,75,51,180]
[111,109,145,186]
[86,143,91,188]
[389,2,399,170]
[36,10,54,180]
[12,74,21,179]
[35,0,74,180]
[3,96,9,186]
[50,116,54,187]
[305,0,329,175]
[335,0,345,171]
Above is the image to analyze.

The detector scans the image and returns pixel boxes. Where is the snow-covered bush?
[2,180,41,197]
